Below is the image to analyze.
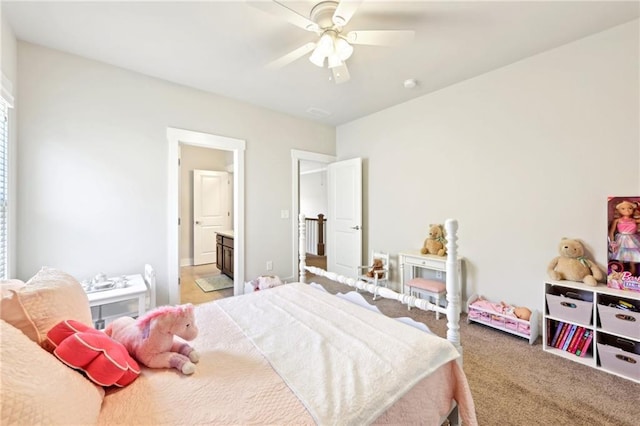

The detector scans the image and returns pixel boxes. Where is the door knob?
[351,225,360,230]
[195,221,201,225]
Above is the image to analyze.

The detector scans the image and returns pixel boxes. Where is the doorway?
[291,150,363,281]
[291,150,335,280]
[168,127,245,305]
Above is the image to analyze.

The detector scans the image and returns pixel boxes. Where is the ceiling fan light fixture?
[334,37,353,61]
[309,32,336,67]
[309,47,326,67]
[327,53,343,69]
[317,32,334,55]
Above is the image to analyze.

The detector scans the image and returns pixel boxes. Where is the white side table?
[86,274,147,328]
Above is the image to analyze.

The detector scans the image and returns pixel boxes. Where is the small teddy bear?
[547,238,603,286]
[366,258,385,279]
[420,224,447,257]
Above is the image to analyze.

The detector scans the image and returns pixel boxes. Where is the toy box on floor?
[607,196,640,292]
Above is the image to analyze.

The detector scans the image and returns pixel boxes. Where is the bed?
[0,218,477,425]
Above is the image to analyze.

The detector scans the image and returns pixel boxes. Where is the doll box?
[607,196,640,293]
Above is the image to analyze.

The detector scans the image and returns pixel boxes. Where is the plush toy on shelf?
[106,304,199,375]
[421,223,447,257]
[547,238,603,286]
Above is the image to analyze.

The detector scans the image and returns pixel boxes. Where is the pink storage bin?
[598,304,640,339]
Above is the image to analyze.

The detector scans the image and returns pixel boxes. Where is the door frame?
[291,149,336,280]
[168,127,245,304]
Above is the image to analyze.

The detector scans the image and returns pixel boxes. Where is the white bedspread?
[216,283,460,425]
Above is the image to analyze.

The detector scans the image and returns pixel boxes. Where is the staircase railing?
[304,214,326,256]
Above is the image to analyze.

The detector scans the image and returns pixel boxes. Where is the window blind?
[0,101,8,279]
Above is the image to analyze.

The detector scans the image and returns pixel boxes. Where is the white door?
[193,170,231,265]
[327,158,362,277]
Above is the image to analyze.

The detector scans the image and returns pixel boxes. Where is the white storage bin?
[598,304,640,339]
[597,343,640,381]
[546,293,593,325]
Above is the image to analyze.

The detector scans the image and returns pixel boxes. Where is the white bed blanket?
[98,283,476,426]
[216,282,460,425]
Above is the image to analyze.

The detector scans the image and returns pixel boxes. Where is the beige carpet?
[307,274,640,426]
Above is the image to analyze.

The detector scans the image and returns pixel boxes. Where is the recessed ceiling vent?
[306,107,332,118]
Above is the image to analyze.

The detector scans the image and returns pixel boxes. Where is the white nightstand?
[86,274,148,329]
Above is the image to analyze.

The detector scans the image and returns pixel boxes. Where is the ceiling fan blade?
[332,0,363,27]
[331,62,351,84]
[266,42,316,69]
[248,0,319,32]
[346,30,415,46]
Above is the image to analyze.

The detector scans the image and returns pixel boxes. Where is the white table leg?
[138,295,146,318]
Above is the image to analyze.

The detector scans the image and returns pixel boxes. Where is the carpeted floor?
[307,274,640,426]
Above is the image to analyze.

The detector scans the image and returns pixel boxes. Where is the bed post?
[445,219,461,353]
[299,214,307,283]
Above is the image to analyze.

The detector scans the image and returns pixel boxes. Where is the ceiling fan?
[250,0,415,84]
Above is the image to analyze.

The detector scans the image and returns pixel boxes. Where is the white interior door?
[327,158,362,277]
[193,170,231,265]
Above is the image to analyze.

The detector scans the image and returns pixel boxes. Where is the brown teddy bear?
[547,238,603,286]
[420,224,447,257]
[366,258,385,279]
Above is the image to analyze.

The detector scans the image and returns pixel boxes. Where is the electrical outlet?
[266,261,273,271]
[435,270,443,279]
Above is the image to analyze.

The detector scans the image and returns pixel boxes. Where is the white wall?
[300,170,327,219]
[16,42,335,304]
[337,20,640,313]
[179,145,231,265]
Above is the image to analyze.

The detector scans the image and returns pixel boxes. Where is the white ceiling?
[3,1,639,126]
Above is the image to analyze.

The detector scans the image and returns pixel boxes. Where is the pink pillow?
[47,320,140,387]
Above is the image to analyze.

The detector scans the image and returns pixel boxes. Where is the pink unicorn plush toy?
[105,304,200,375]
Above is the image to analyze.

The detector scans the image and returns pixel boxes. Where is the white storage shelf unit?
[543,280,640,383]
[467,294,540,345]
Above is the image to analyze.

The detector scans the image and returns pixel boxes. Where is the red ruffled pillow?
[47,320,140,387]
